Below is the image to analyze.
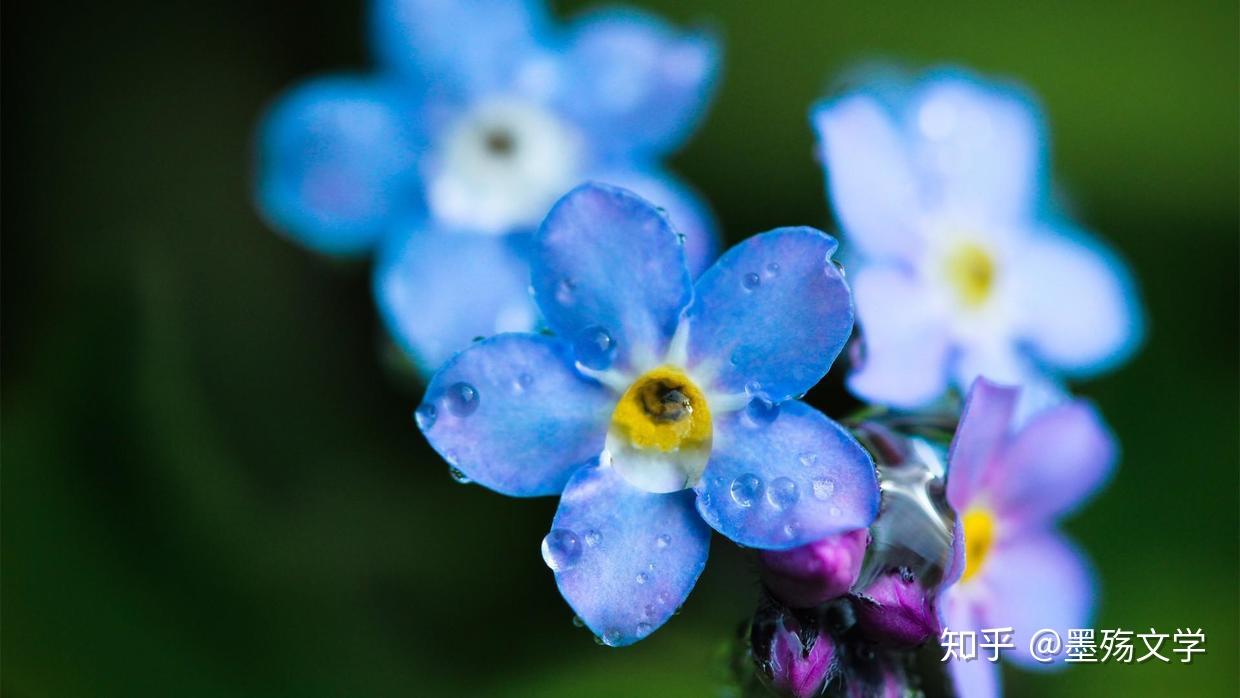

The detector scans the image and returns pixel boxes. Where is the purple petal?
[977,532,1095,671]
[847,265,952,408]
[418,334,612,497]
[987,401,1117,527]
[946,378,1018,512]
[531,183,692,373]
[546,461,711,646]
[758,529,869,608]
[695,401,879,550]
[684,228,853,402]
[812,95,923,263]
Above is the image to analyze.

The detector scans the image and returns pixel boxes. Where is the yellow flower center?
[961,508,996,582]
[610,367,712,452]
[944,242,995,307]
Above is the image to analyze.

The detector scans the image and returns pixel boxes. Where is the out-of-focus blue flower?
[812,69,1142,411]
[255,0,722,374]
[417,184,880,645]
[939,378,1115,697]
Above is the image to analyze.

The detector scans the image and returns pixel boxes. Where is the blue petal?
[684,228,852,402]
[255,76,425,255]
[695,401,879,550]
[531,183,692,372]
[547,460,711,646]
[418,334,612,497]
[557,8,719,159]
[374,223,538,375]
[812,94,923,263]
[904,71,1044,225]
[370,0,549,100]
[1012,227,1143,376]
[585,168,720,278]
[847,265,952,408]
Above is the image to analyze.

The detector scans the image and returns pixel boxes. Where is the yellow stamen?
[610,366,711,452]
[961,508,996,582]
[944,243,995,307]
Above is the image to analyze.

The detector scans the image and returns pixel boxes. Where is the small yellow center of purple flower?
[944,242,995,307]
[610,367,712,452]
[961,508,996,582]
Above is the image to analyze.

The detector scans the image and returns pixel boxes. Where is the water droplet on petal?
[655,533,671,549]
[746,396,779,425]
[574,325,616,370]
[414,403,437,430]
[811,477,836,501]
[555,278,576,305]
[603,629,622,646]
[784,520,801,539]
[833,260,846,278]
[446,382,479,417]
[765,262,781,277]
[635,572,648,585]
[541,529,582,572]
[572,615,585,628]
[584,529,602,547]
[730,474,763,508]
[636,622,652,636]
[744,380,763,397]
[742,272,761,290]
[448,467,472,484]
[798,452,818,467]
[766,477,798,510]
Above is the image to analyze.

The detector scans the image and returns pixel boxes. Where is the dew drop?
[765,262,781,277]
[833,260,846,278]
[655,533,671,549]
[448,467,472,484]
[744,380,763,397]
[635,572,648,585]
[413,403,437,430]
[446,382,479,417]
[583,529,602,547]
[811,477,836,501]
[572,615,585,628]
[574,325,616,370]
[783,520,801,539]
[766,477,799,510]
[636,622,652,636]
[555,278,576,305]
[798,452,818,467]
[541,529,582,572]
[603,629,622,646]
[746,396,780,425]
[730,473,764,508]
[742,272,761,290]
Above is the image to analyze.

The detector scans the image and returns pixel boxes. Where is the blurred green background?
[5,1,1237,696]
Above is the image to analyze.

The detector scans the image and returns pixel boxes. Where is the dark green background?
[5,1,1237,695]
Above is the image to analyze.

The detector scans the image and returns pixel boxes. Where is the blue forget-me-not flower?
[255,0,721,373]
[812,70,1142,410]
[416,183,880,646]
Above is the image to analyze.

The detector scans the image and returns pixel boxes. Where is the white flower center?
[428,100,583,234]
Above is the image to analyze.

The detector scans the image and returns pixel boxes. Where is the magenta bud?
[852,568,939,647]
[751,604,836,698]
[759,529,869,608]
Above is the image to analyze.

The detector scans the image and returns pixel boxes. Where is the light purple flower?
[812,69,1142,411]
[939,378,1116,697]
